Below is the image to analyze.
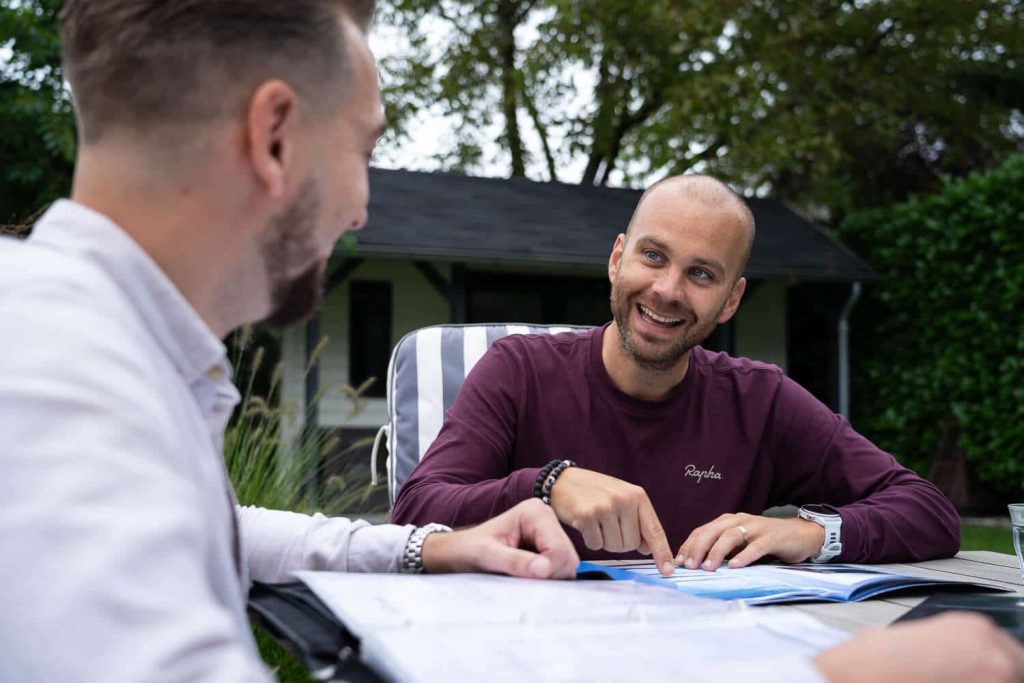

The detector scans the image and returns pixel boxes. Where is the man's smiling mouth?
[638,303,683,327]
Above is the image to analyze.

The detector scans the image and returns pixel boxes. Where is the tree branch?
[672,136,726,175]
[522,85,559,182]
[597,88,667,185]
[582,49,614,185]
[497,0,526,176]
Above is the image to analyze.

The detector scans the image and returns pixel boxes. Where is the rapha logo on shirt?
[684,464,723,484]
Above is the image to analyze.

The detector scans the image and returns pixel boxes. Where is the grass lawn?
[254,628,314,683]
[961,522,1014,554]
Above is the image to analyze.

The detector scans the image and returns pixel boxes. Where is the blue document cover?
[577,561,1008,606]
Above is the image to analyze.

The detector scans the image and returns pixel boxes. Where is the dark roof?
[351,168,875,281]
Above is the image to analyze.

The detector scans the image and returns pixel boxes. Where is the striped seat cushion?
[383,323,592,507]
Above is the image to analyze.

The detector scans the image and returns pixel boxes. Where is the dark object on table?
[248,582,385,683]
[895,594,1024,642]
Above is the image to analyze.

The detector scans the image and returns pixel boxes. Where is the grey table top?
[768,551,1023,632]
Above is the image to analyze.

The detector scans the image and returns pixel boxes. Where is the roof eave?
[338,244,878,282]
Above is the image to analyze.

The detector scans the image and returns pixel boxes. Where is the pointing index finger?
[638,498,674,577]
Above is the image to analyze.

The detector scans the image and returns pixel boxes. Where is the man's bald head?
[626,175,756,277]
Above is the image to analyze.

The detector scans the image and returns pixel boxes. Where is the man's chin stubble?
[263,262,324,329]
[624,338,693,372]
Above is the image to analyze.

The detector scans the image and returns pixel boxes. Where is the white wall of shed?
[733,280,788,373]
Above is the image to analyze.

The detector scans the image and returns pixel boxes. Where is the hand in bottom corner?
[814,612,1024,683]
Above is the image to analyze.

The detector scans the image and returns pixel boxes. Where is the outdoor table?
[771,550,1024,632]
[251,551,1023,682]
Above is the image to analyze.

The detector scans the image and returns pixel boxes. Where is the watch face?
[802,504,841,518]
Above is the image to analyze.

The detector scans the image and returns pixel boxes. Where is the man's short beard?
[260,179,325,330]
[610,280,723,371]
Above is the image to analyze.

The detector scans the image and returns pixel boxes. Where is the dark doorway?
[467,271,610,326]
[349,280,392,397]
[787,282,850,412]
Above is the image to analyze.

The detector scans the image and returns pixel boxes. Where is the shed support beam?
[413,261,467,323]
[302,256,364,501]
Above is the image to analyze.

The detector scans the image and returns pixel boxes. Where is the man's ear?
[608,233,627,283]
[717,276,747,324]
[245,80,303,200]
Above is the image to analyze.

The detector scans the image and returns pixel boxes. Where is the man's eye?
[691,268,712,280]
[643,250,661,262]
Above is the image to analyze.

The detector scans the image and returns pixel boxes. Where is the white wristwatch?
[400,523,453,573]
[797,505,842,563]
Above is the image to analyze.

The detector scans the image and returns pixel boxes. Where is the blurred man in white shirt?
[0,2,576,681]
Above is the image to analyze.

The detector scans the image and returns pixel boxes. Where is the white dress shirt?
[0,201,413,682]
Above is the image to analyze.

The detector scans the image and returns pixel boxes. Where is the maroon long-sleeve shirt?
[392,326,960,562]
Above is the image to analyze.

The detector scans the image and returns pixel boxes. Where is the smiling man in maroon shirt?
[392,174,960,573]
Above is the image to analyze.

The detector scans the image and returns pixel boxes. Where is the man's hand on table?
[815,613,1024,683]
[419,498,579,579]
[676,512,825,571]
[548,467,675,576]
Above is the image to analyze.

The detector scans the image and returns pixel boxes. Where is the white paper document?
[296,571,849,682]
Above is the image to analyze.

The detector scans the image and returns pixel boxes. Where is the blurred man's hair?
[59,0,376,143]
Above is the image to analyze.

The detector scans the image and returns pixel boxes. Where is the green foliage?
[0,0,75,225]
[838,154,1024,495]
[378,0,1023,215]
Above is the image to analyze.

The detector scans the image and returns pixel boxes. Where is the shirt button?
[206,366,226,380]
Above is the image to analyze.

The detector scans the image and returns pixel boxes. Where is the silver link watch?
[797,504,842,563]
[400,523,453,573]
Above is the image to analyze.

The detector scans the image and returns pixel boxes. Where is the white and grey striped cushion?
[384,323,592,507]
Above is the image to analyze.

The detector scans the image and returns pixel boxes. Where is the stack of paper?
[297,571,849,682]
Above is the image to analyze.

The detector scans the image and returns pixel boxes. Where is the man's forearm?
[833,476,960,563]
[239,506,414,580]
[391,467,541,527]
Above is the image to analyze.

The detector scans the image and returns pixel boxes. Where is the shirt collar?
[30,199,234,389]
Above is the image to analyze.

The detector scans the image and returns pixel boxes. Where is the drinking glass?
[1008,504,1024,584]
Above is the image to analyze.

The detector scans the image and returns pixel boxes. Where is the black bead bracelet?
[534,459,562,499]
[537,459,576,505]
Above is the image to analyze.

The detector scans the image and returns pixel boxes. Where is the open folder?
[580,560,1009,605]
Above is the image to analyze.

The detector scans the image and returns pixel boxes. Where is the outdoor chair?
[370,323,592,509]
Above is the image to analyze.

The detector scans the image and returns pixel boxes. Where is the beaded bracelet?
[533,459,563,499]
[539,459,576,505]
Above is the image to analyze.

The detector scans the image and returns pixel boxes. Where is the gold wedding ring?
[736,525,750,544]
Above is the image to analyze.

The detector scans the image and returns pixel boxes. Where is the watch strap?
[400,523,452,573]
[798,506,842,563]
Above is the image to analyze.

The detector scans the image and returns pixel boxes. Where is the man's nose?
[649,268,684,305]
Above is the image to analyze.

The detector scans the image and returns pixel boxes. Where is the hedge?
[837,154,1024,496]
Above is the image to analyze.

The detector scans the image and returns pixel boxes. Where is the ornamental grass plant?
[225,327,386,682]
[224,327,385,517]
